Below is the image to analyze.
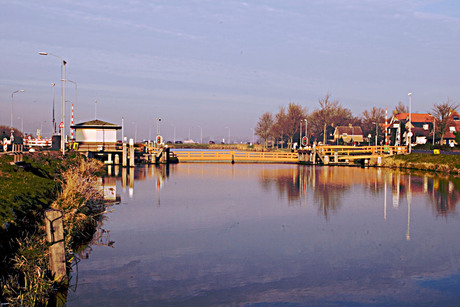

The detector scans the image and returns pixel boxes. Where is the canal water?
[67,164,460,306]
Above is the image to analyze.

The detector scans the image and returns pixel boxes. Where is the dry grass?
[51,155,105,245]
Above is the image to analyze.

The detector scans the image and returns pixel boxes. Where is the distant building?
[71,119,121,151]
[333,125,364,144]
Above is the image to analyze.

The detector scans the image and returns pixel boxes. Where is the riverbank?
[382,153,460,175]
[0,152,105,306]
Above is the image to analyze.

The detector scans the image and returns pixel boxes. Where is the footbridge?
[173,150,299,163]
[299,145,407,165]
[172,145,407,164]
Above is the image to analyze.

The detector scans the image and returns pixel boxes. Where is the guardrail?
[173,150,298,163]
[313,145,407,157]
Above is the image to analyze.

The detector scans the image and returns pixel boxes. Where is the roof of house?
[393,113,434,123]
[71,119,121,129]
[334,126,363,136]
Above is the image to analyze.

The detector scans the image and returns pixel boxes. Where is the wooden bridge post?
[45,209,66,282]
[122,142,127,167]
[129,138,135,167]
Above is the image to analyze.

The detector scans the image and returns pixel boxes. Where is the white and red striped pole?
[71,104,74,141]
[385,108,388,145]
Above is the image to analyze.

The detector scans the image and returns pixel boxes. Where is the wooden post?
[122,143,127,167]
[129,138,135,167]
[45,209,66,282]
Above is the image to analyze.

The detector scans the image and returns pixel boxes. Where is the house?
[388,113,434,146]
[441,110,460,146]
[71,119,121,151]
[333,125,364,144]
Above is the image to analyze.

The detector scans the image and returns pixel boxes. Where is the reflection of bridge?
[173,145,407,164]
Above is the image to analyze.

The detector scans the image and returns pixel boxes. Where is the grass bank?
[0,152,105,306]
[383,153,460,174]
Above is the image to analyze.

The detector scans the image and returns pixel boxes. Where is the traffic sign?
[59,122,64,129]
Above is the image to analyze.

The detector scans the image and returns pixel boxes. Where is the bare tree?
[309,94,354,144]
[254,112,274,148]
[432,98,459,145]
[272,106,288,148]
[393,101,409,114]
[285,102,307,149]
[360,107,385,137]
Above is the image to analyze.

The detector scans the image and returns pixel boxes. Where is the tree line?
[254,94,458,149]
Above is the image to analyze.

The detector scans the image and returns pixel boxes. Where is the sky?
[1,0,460,142]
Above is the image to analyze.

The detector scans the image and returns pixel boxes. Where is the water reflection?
[67,164,460,306]
[259,166,460,219]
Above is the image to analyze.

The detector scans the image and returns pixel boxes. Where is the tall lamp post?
[408,92,412,153]
[372,122,378,146]
[51,83,56,134]
[10,90,25,141]
[304,119,308,146]
[197,125,202,144]
[39,52,67,155]
[67,80,77,141]
[225,126,230,144]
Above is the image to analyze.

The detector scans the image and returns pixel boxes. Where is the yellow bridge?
[172,150,299,163]
[171,145,407,164]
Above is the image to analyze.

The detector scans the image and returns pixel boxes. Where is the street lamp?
[372,122,378,146]
[408,92,412,153]
[10,90,25,141]
[17,117,23,138]
[51,83,56,134]
[225,126,230,144]
[156,118,161,135]
[304,119,308,146]
[39,52,67,155]
[132,122,137,143]
[197,125,202,144]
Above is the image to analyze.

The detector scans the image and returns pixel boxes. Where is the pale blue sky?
[1,0,460,142]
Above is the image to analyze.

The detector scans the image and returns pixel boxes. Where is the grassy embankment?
[0,152,105,306]
[382,152,460,175]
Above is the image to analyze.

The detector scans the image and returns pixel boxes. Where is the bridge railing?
[173,150,298,162]
[314,145,407,156]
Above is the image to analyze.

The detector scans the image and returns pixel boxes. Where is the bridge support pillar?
[122,143,127,167]
[129,138,135,167]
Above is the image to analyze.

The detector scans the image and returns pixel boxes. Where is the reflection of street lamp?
[39,52,66,155]
[408,92,412,153]
[11,90,25,141]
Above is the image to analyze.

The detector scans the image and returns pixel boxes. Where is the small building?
[71,119,121,151]
[333,125,364,144]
